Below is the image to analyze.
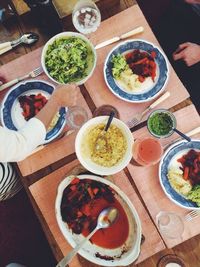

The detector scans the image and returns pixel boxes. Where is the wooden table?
[1,4,199,267]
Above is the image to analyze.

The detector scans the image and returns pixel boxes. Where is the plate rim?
[103,38,170,103]
[159,139,200,210]
[0,79,66,144]
[55,174,142,266]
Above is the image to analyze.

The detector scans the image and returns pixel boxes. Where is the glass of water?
[66,106,88,130]
[156,211,184,239]
[72,0,101,36]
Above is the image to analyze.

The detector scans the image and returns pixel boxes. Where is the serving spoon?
[56,207,118,267]
[94,111,115,152]
[0,32,39,55]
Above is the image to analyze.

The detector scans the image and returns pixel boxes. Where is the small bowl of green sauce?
[147,109,176,138]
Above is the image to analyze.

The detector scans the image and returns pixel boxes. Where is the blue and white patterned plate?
[0,80,66,144]
[104,39,169,103]
[159,140,200,209]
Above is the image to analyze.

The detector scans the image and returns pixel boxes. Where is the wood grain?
[127,104,200,249]
[84,5,189,124]
[29,160,165,265]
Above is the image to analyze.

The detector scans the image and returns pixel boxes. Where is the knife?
[95,26,144,49]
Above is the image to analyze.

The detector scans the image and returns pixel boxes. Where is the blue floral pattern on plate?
[0,80,66,144]
[159,140,200,209]
[104,39,169,103]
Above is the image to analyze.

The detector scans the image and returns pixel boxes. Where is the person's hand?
[52,84,78,107]
[184,0,200,4]
[173,42,200,66]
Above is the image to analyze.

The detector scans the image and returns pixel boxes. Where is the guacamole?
[45,36,94,83]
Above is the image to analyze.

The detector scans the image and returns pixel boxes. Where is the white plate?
[55,174,142,266]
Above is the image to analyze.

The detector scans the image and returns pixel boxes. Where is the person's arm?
[173,42,200,66]
[0,84,77,162]
[35,84,77,129]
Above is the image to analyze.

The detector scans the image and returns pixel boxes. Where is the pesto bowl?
[41,32,97,85]
[147,109,177,138]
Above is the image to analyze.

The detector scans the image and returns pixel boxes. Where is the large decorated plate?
[159,140,200,209]
[0,80,66,144]
[104,39,169,103]
[55,174,142,266]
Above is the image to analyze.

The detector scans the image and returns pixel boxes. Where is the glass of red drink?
[132,137,163,166]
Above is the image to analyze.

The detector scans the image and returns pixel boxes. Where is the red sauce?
[61,178,129,249]
[82,198,129,249]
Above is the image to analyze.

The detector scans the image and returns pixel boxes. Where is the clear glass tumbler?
[72,0,101,35]
[156,211,184,239]
[66,106,88,130]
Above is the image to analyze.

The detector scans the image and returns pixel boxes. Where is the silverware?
[172,128,191,142]
[164,126,200,150]
[0,67,43,91]
[56,207,118,267]
[95,26,144,49]
[0,32,39,55]
[185,210,200,221]
[127,91,170,128]
[94,111,115,151]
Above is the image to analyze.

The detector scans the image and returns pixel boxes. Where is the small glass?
[66,106,88,130]
[93,105,120,118]
[156,211,184,239]
[147,109,177,139]
[72,0,101,36]
[132,137,163,166]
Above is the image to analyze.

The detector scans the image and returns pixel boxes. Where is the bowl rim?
[55,174,142,266]
[103,38,170,103]
[147,108,177,138]
[41,31,97,85]
[159,139,200,210]
[75,116,134,175]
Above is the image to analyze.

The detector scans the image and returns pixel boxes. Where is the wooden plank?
[84,5,189,124]
[127,104,200,248]
[29,160,165,266]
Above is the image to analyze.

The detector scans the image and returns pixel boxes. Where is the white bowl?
[55,174,142,266]
[75,116,134,175]
[41,31,97,85]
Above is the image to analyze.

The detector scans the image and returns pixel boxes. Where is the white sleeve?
[0,118,46,163]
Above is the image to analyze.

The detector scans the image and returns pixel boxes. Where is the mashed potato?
[167,167,192,196]
[47,112,59,131]
[81,123,127,167]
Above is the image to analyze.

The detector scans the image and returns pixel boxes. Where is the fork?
[185,210,200,221]
[127,91,170,128]
[0,66,43,91]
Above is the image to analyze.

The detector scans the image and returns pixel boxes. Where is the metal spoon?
[56,207,118,267]
[94,111,115,151]
[173,128,191,142]
[0,32,39,55]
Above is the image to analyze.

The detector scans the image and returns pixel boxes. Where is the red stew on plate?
[60,178,129,249]
[18,93,48,121]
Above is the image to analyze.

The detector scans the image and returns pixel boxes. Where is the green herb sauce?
[148,112,174,136]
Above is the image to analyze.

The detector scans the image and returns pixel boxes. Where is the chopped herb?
[148,112,174,136]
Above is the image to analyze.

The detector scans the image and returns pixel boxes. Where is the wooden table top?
[1,3,199,267]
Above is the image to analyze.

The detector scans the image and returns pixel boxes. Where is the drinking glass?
[132,137,163,166]
[93,105,120,118]
[156,211,184,239]
[66,106,88,130]
[72,0,101,36]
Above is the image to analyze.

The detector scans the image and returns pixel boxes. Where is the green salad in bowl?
[41,32,96,85]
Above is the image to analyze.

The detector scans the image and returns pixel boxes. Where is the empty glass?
[72,0,101,35]
[156,211,184,239]
[66,106,88,130]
